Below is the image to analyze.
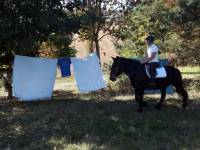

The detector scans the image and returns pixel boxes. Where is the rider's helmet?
[145,35,154,43]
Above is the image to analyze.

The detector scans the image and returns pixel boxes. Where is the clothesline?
[13,53,107,101]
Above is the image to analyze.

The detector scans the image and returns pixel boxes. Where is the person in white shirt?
[140,35,160,78]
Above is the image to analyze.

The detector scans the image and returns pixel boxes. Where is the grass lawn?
[0,66,200,150]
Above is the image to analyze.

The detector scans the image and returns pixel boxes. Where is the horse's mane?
[117,57,140,66]
[114,57,141,77]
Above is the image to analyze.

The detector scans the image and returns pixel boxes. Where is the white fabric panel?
[13,55,57,101]
[156,67,167,78]
[71,53,107,93]
[145,66,167,78]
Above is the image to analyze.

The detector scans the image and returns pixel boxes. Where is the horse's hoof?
[154,104,161,110]
[137,108,143,113]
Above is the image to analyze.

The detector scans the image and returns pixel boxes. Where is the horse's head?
[110,57,141,81]
[110,56,123,81]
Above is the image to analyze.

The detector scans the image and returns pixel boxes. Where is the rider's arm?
[140,52,156,64]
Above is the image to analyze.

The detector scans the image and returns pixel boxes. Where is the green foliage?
[76,0,136,59]
[117,41,145,58]
[115,0,173,58]
[0,0,79,57]
[0,0,80,97]
[77,0,111,58]
[39,35,76,58]
[171,0,200,65]
[115,0,200,65]
[47,33,76,58]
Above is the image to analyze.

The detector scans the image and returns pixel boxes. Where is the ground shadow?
[0,93,200,150]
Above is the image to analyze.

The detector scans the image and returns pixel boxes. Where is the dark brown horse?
[110,57,188,112]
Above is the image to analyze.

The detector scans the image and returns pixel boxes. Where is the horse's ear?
[111,56,116,61]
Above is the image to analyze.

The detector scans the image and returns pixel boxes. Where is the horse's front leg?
[135,89,147,106]
[155,88,166,110]
[135,88,144,112]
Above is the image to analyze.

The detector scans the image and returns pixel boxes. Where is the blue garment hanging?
[57,58,71,77]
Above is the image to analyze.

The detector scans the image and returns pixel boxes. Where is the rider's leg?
[149,62,159,84]
[149,62,159,78]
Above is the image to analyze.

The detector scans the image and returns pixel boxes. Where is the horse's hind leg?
[155,88,166,110]
[174,84,188,109]
[170,68,189,108]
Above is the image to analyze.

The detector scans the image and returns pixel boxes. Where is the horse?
[110,56,188,112]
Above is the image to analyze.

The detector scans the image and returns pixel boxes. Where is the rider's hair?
[145,35,154,43]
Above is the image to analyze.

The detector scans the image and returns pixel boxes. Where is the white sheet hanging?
[13,55,57,101]
[71,53,107,93]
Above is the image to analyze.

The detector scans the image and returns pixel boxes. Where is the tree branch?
[98,33,110,41]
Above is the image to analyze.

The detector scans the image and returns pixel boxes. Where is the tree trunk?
[6,66,13,99]
[0,56,14,99]
[1,68,13,99]
[94,37,101,65]
[2,66,13,99]
[89,40,94,53]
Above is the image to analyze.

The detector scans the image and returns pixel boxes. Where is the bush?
[107,74,134,94]
[183,79,200,91]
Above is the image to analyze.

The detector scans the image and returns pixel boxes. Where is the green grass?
[1,97,200,150]
[0,66,200,150]
[179,66,200,74]
[178,66,200,91]
[179,66,200,79]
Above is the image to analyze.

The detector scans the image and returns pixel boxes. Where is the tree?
[115,0,200,66]
[0,0,80,98]
[114,0,173,58]
[171,0,200,65]
[65,0,136,63]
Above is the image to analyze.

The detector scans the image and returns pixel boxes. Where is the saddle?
[145,65,167,78]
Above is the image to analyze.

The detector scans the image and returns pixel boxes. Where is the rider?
[140,35,160,78]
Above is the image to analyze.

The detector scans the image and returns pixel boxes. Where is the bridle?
[112,58,121,77]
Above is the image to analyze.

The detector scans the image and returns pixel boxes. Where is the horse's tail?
[167,66,188,108]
